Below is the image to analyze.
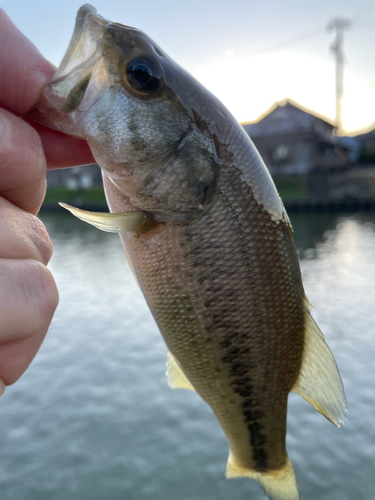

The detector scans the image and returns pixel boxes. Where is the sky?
[2,0,375,135]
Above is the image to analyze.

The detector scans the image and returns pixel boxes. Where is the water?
[1,211,375,500]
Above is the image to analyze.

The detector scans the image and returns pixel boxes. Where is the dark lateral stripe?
[220,346,269,470]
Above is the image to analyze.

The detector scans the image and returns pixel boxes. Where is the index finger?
[0,9,95,168]
[0,9,54,115]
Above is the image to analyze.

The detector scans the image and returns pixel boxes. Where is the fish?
[31,5,346,500]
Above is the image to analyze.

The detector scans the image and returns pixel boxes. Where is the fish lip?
[75,4,108,34]
[50,4,107,82]
[77,3,98,21]
[42,4,110,116]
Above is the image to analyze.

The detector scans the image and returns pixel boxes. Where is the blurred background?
[1,1,375,499]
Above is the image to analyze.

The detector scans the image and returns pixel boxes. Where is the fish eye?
[126,57,160,93]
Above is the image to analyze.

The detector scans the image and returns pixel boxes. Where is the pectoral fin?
[166,351,195,391]
[59,203,150,233]
[292,301,347,426]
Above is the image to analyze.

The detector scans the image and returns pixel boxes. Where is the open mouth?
[43,5,108,115]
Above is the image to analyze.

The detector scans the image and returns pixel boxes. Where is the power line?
[246,2,374,60]
[248,28,326,58]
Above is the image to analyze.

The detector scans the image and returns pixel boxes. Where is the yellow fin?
[59,203,149,233]
[166,351,195,391]
[226,452,299,500]
[292,301,347,426]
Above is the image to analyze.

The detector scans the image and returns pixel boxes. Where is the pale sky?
[2,0,375,134]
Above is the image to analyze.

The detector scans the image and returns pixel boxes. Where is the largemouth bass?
[32,5,346,499]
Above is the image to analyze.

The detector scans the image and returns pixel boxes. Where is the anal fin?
[292,301,347,426]
[166,351,195,391]
[226,452,299,500]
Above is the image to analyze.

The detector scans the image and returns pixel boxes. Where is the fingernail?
[0,378,6,396]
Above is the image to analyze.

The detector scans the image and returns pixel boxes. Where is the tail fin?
[226,452,299,500]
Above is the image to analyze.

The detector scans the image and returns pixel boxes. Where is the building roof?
[354,128,375,146]
[241,99,335,142]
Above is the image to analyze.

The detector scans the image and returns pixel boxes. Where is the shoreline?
[40,198,375,214]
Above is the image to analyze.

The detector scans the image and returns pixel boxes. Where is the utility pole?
[327,17,351,133]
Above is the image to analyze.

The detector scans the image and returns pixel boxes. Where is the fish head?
[40,4,222,220]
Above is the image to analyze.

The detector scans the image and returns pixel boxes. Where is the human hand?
[0,10,95,392]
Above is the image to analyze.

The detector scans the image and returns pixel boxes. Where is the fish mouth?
[43,4,109,114]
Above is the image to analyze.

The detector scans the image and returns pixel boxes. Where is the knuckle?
[0,259,59,344]
[13,260,59,334]
[0,109,45,183]
[0,198,53,264]
[28,261,59,323]
[28,215,54,264]
[0,110,47,213]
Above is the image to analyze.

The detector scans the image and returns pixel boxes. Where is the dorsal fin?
[292,300,347,426]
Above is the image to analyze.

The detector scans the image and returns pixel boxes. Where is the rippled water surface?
[1,211,375,500]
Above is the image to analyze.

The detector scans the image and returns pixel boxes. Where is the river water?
[1,210,374,500]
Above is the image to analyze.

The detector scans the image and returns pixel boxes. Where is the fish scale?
[33,5,346,500]
[108,156,305,474]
